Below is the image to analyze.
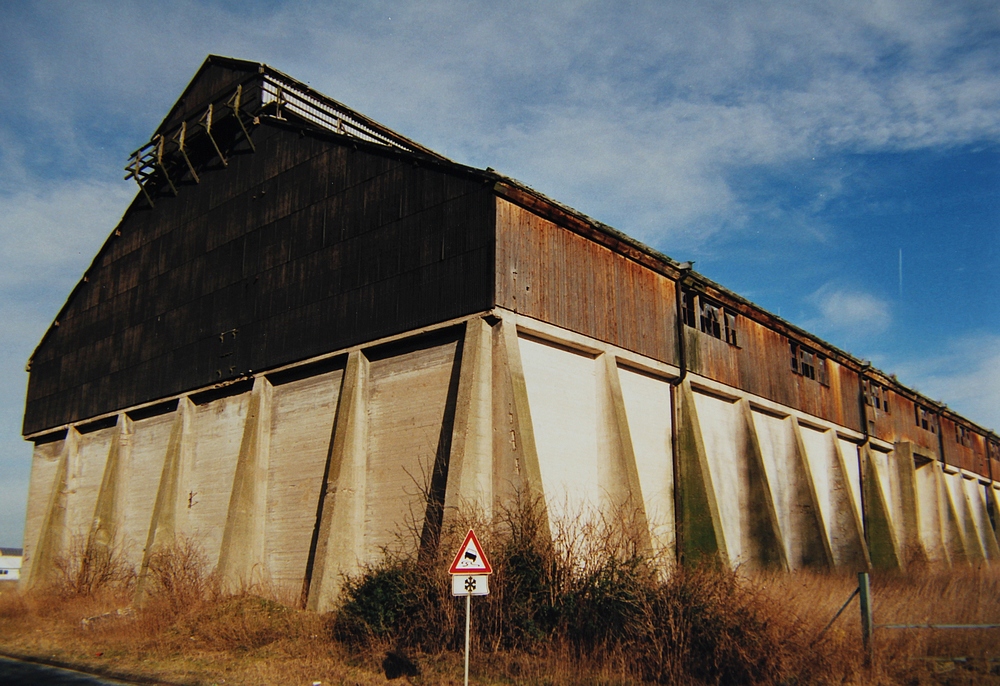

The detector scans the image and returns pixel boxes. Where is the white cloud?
[2,0,998,246]
[0,180,133,292]
[895,334,1000,432]
[0,175,134,546]
[807,286,893,338]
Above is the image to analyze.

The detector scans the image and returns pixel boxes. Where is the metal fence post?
[858,571,873,666]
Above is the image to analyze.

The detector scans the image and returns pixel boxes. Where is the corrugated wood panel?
[939,415,975,473]
[495,199,675,364]
[364,336,461,563]
[875,392,940,456]
[264,368,343,593]
[25,124,495,435]
[969,432,990,478]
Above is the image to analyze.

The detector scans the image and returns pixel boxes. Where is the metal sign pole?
[464,592,471,686]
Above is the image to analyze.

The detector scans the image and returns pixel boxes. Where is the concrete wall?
[20,310,1000,608]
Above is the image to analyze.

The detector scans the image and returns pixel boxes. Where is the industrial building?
[20,56,999,611]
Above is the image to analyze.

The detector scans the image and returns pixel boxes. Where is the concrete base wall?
[20,310,1000,604]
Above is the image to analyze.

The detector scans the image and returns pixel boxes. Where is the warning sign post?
[449,529,491,686]
[449,529,492,575]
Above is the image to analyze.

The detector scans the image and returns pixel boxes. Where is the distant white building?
[0,548,23,582]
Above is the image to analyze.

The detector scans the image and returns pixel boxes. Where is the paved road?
[0,656,137,685]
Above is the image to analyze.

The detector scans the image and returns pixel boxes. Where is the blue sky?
[0,1,997,546]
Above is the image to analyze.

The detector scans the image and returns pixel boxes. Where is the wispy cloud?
[0,180,133,293]
[805,285,893,339]
[896,334,1000,431]
[2,1,998,244]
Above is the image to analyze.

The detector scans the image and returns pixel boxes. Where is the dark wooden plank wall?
[495,199,677,364]
[24,124,494,435]
[157,59,258,135]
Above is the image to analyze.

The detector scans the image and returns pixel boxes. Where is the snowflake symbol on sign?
[464,577,477,592]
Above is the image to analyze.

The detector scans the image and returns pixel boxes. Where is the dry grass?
[762,567,1000,684]
[1,521,998,685]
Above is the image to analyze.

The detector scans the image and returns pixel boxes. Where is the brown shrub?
[49,535,136,599]
[141,537,215,615]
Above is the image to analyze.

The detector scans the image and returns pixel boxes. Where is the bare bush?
[142,537,215,614]
[332,496,801,684]
[50,535,136,599]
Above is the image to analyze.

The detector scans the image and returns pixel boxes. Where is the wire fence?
[813,572,1000,666]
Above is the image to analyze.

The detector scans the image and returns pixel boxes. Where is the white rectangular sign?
[452,574,489,596]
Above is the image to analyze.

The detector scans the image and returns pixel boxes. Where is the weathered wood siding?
[495,199,677,365]
[685,306,861,431]
[24,125,495,435]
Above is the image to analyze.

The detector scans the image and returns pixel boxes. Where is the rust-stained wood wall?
[24,124,494,435]
[495,199,677,365]
[684,317,862,431]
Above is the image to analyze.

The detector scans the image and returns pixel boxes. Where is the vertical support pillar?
[87,414,131,557]
[218,376,274,589]
[984,485,1000,562]
[957,478,988,564]
[979,484,1000,562]
[790,418,836,569]
[938,464,970,566]
[492,315,548,538]
[739,400,788,570]
[891,442,926,565]
[675,380,726,565]
[136,398,192,602]
[307,350,369,613]
[598,353,652,553]
[443,317,495,529]
[26,428,78,589]
[861,446,902,570]
[831,434,872,569]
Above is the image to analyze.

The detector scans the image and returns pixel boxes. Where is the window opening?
[914,404,937,434]
[956,425,972,448]
[682,290,696,328]
[682,289,738,346]
[700,299,722,339]
[790,341,830,385]
[865,381,890,413]
[725,311,739,346]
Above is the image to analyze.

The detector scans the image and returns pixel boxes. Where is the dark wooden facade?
[23,56,998,483]
[24,122,495,436]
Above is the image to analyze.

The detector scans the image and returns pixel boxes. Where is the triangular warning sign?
[448,529,492,574]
